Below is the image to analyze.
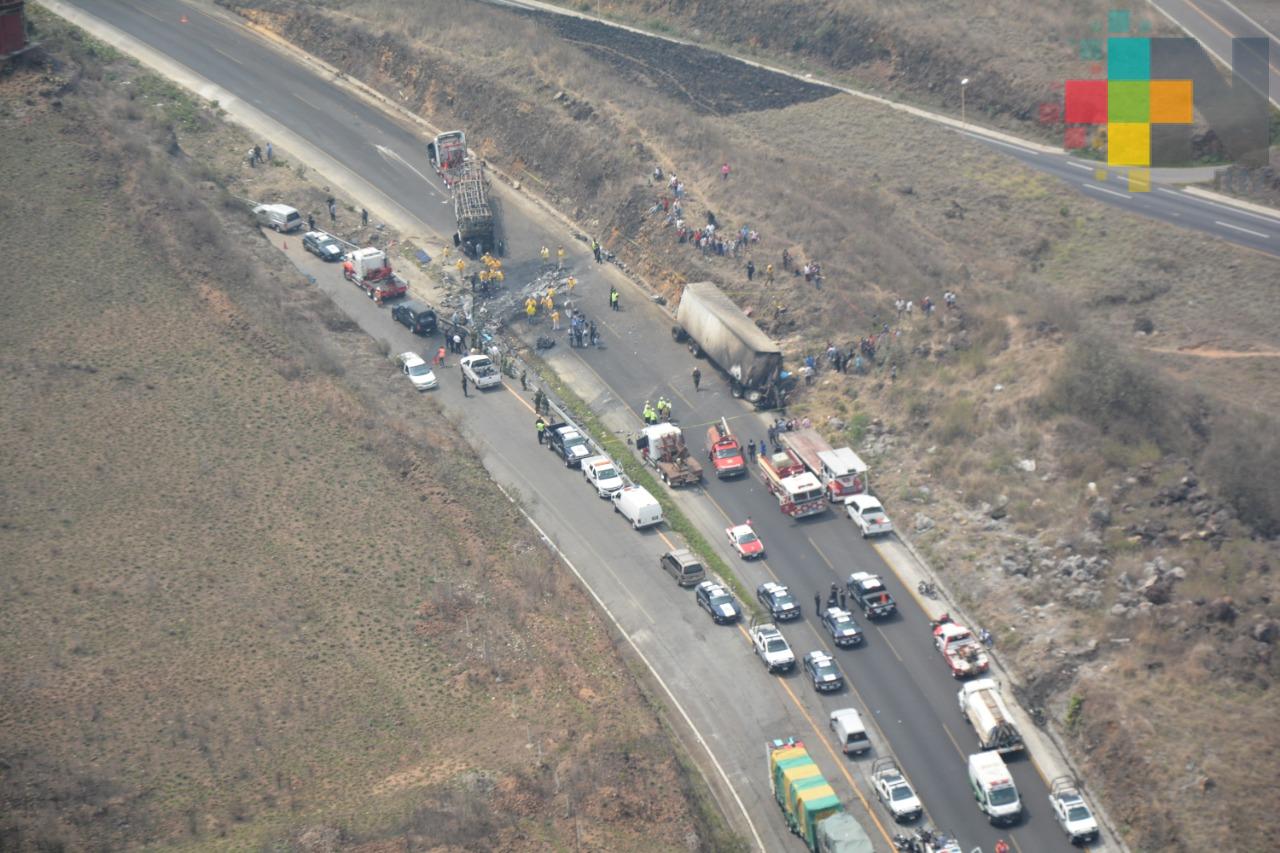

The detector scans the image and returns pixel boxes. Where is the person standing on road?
[721,162,731,180]
[361,208,368,226]
[461,373,469,398]
[691,366,701,392]
[746,260,755,282]
[814,591,822,614]
[536,415,547,443]
[747,439,757,462]
[609,286,619,311]
[434,346,447,367]
[557,245,566,269]
[307,213,315,232]
[540,245,550,265]
[551,309,561,331]
[839,589,847,610]
[994,841,1010,853]
[520,370,528,391]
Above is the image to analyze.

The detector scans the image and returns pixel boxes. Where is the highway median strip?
[527,354,762,620]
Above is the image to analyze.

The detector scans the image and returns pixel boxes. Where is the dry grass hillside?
[222,1,1280,849]
[0,19,707,852]
[567,0,1173,137]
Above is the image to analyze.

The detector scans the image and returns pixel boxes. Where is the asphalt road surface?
[1150,0,1280,109]
[61,2,1110,850]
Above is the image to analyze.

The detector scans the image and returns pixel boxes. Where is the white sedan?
[582,455,625,498]
[396,352,438,391]
[459,354,502,389]
[845,494,892,538]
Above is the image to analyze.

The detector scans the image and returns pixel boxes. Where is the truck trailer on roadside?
[673,281,787,409]
[779,428,870,501]
[451,158,498,258]
[958,678,1024,754]
[767,738,874,853]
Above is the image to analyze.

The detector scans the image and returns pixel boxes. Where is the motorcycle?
[917,579,938,599]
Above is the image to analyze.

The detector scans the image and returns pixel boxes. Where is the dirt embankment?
[0,17,703,852]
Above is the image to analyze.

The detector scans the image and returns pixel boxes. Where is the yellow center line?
[807,537,836,571]
[940,722,966,760]
[734,624,896,848]
[669,383,695,410]
[504,382,536,413]
[657,529,677,550]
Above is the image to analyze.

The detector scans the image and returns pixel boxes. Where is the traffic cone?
[282,239,288,250]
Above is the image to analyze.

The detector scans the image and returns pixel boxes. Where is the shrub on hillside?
[1202,413,1280,536]
[1039,334,1189,453]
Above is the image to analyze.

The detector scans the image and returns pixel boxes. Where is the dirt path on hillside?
[1148,343,1280,359]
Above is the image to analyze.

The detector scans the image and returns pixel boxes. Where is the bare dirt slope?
[223,1,1280,849]
[0,23,702,852]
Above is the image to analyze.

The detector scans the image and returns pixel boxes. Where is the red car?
[726,523,765,559]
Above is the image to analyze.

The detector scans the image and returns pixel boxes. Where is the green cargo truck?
[766,738,874,853]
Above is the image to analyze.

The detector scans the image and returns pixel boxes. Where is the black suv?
[392,301,438,336]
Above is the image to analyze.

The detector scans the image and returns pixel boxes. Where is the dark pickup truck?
[846,571,897,619]
[546,422,592,468]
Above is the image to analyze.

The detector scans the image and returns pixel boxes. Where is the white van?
[253,203,303,233]
[612,485,663,530]
[968,751,1022,826]
[829,708,871,755]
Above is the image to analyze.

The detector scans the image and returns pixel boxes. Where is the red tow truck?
[705,417,747,479]
[931,615,990,678]
[759,448,828,518]
[343,247,405,305]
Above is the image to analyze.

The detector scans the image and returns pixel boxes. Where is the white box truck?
[968,751,1021,826]
[958,679,1024,754]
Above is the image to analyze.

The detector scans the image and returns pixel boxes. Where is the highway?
[55,2,1109,850]
[1149,0,1279,109]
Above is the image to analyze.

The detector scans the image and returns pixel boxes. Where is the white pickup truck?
[750,622,795,673]
[1049,776,1100,844]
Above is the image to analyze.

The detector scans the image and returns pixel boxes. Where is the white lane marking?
[1082,183,1130,199]
[374,144,446,198]
[1217,0,1280,43]
[1214,220,1270,238]
[1173,188,1280,223]
[1067,161,1096,171]
[492,481,768,853]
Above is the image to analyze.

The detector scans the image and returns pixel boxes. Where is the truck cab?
[705,417,746,478]
[968,751,1021,826]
